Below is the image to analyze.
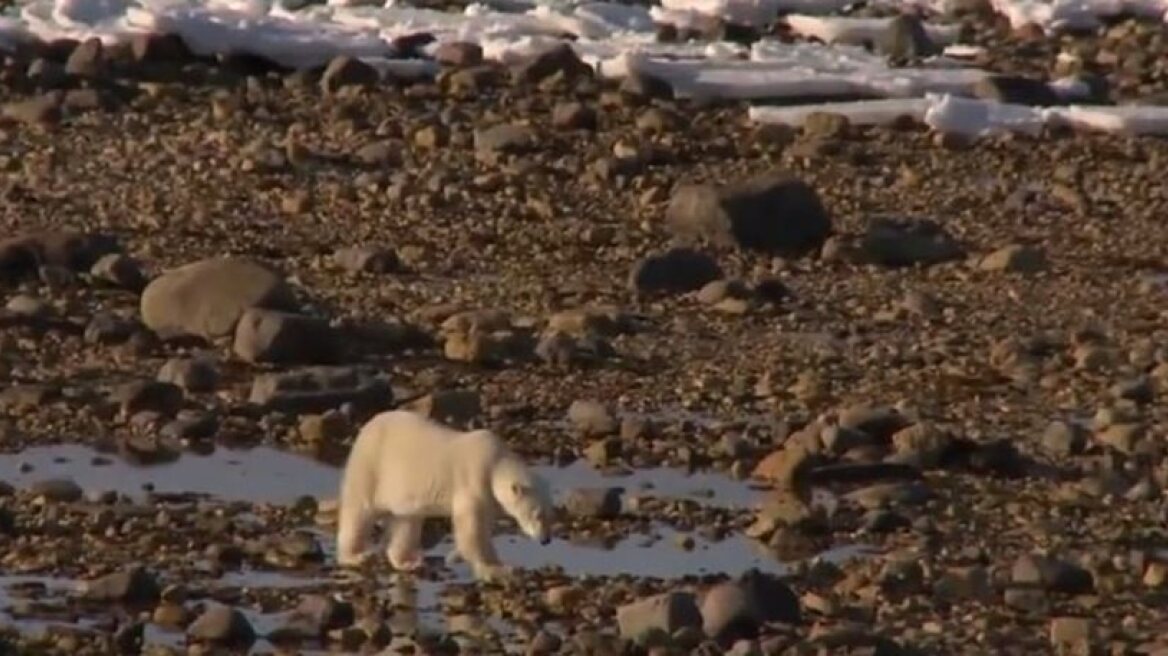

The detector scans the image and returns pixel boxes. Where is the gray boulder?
[140,257,297,340]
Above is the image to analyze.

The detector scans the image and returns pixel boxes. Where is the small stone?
[82,567,160,605]
[90,253,147,291]
[1012,554,1094,594]
[406,389,481,427]
[28,478,82,502]
[6,295,50,318]
[1049,617,1093,651]
[568,400,616,436]
[474,123,537,154]
[2,94,62,126]
[334,246,399,274]
[187,604,257,647]
[563,487,622,519]
[111,380,184,418]
[878,14,940,60]
[617,592,703,644]
[974,75,1061,106]
[434,42,483,67]
[584,438,622,468]
[551,102,597,130]
[979,244,1047,272]
[233,308,341,365]
[751,444,812,493]
[1095,423,1144,454]
[353,140,401,167]
[320,56,379,94]
[1041,421,1087,458]
[666,173,831,257]
[298,410,350,443]
[630,247,723,295]
[157,358,220,393]
[65,38,104,78]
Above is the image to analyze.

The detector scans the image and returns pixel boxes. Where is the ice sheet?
[750,93,1168,138]
[784,14,961,46]
[749,97,932,125]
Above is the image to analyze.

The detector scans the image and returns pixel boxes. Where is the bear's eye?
[512,483,529,496]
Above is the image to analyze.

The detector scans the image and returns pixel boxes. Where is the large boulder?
[617,592,703,644]
[140,257,298,340]
[666,172,831,257]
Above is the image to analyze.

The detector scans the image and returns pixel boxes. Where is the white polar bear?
[335,410,555,582]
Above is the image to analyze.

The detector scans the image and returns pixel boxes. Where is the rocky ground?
[0,1,1168,654]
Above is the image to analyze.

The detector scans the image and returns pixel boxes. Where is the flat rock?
[157,357,220,393]
[563,487,622,519]
[860,217,964,267]
[249,367,393,415]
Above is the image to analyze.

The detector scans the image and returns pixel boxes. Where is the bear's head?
[493,462,555,545]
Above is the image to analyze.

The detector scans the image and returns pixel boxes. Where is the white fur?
[335,410,554,581]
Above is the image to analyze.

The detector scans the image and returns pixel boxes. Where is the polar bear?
[335,410,555,582]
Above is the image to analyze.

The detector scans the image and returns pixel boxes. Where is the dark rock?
[405,389,481,428]
[286,595,355,636]
[807,462,923,486]
[320,56,379,94]
[28,478,82,502]
[737,569,801,624]
[27,59,68,89]
[878,14,940,60]
[139,256,298,340]
[249,367,394,415]
[0,231,120,280]
[81,567,161,605]
[434,42,483,67]
[837,404,911,440]
[157,358,220,393]
[860,217,964,267]
[512,44,592,84]
[130,33,192,63]
[620,72,673,100]
[551,102,597,130]
[391,32,436,58]
[84,313,139,345]
[110,381,184,417]
[233,308,342,365]
[90,253,147,291]
[187,604,256,647]
[563,487,622,519]
[333,246,399,274]
[701,581,760,644]
[65,38,104,78]
[617,592,703,644]
[974,75,1061,106]
[630,247,722,295]
[665,173,831,257]
[161,412,220,441]
[1012,554,1094,594]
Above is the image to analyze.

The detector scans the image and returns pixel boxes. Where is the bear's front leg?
[452,500,513,582]
[387,517,425,571]
[336,502,376,568]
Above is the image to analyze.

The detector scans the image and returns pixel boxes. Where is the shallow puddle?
[0,444,765,508]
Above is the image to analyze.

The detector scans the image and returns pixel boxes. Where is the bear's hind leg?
[336,501,376,567]
[387,517,425,571]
